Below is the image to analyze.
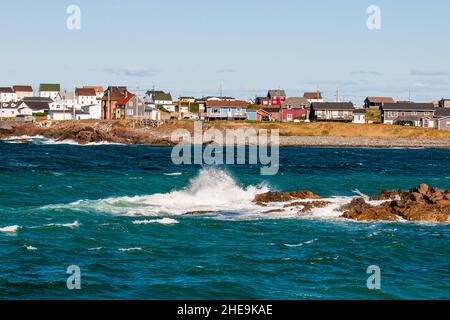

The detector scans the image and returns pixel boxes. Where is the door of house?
[423,118,429,128]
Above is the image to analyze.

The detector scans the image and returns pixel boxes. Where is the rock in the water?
[369,190,399,201]
[341,198,398,222]
[343,185,450,223]
[253,191,321,203]
[183,210,216,216]
[298,201,331,214]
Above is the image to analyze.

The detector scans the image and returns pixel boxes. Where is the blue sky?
[0,0,449,105]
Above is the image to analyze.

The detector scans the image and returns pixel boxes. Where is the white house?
[16,97,52,116]
[81,104,102,119]
[13,86,34,100]
[75,87,99,108]
[61,91,77,110]
[145,90,175,112]
[0,103,18,118]
[0,87,17,103]
[39,83,61,101]
[353,109,366,124]
[145,106,161,121]
[304,92,324,104]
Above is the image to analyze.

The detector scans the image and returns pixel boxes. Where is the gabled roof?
[381,102,436,111]
[206,100,248,107]
[153,92,172,101]
[117,93,136,105]
[281,97,310,109]
[13,85,33,92]
[268,90,286,98]
[40,83,61,92]
[304,92,323,100]
[365,97,395,104]
[102,87,128,101]
[311,102,355,110]
[0,87,14,93]
[18,100,50,111]
[75,88,97,96]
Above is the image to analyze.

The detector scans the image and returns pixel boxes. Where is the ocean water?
[0,137,449,300]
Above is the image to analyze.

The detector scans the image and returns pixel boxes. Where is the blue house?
[246,108,258,121]
[205,100,248,120]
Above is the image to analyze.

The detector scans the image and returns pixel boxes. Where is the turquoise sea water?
[0,137,449,300]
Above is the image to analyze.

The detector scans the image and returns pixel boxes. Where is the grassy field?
[158,120,450,139]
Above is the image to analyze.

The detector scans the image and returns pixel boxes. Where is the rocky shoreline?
[2,120,450,147]
[251,184,450,223]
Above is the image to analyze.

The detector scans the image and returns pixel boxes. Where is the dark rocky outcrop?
[298,201,332,214]
[183,210,216,216]
[342,184,450,223]
[253,191,321,203]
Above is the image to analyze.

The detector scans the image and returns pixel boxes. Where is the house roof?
[22,97,53,103]
[40,83,61,92]
[261,107,281,113]
[382,102,436,111]
[268,90,286,98]
[434,108,450,118]
[146,90,172,101]
[102,87,128,101]
[116,93,135,105]
[83,86,104,93]
[18,100,50,111]
[206,100,248,108]
[281,97,310,109]
[0,87,14,93]
[311,102,355,110]
[365,97,395,104]
[13,85,33,92]
[304,92,323,100]
[75,88,97,96]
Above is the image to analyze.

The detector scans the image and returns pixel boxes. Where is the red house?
[256,90,286,107]
[280,97,310,122]
[256,108,281,121]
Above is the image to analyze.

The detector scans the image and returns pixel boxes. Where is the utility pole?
[63,90,66,120]
[336,88,340,102]
[73,86,76,120]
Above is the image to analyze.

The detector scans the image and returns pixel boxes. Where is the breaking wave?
[0,225,20,233]
[42,168,366,221]
[1,135,122,146]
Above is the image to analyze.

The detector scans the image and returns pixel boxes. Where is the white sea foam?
[42,221,81,229]
[41,168,366,221]
[118,247,142,252]
[24,245,37,251]
[132,218,179,225]
[88,247,104,251]
[164,172,183,176]
[0,225,20,233]
[40,138,123,146]
[284,239,318,247]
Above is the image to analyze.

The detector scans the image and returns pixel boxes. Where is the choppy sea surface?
[0,136,449,300]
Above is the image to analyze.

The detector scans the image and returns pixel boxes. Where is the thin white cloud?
[104,66,160,77]
[410,69,450,77]
[216,68,235,74]
[351,71,383,76]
